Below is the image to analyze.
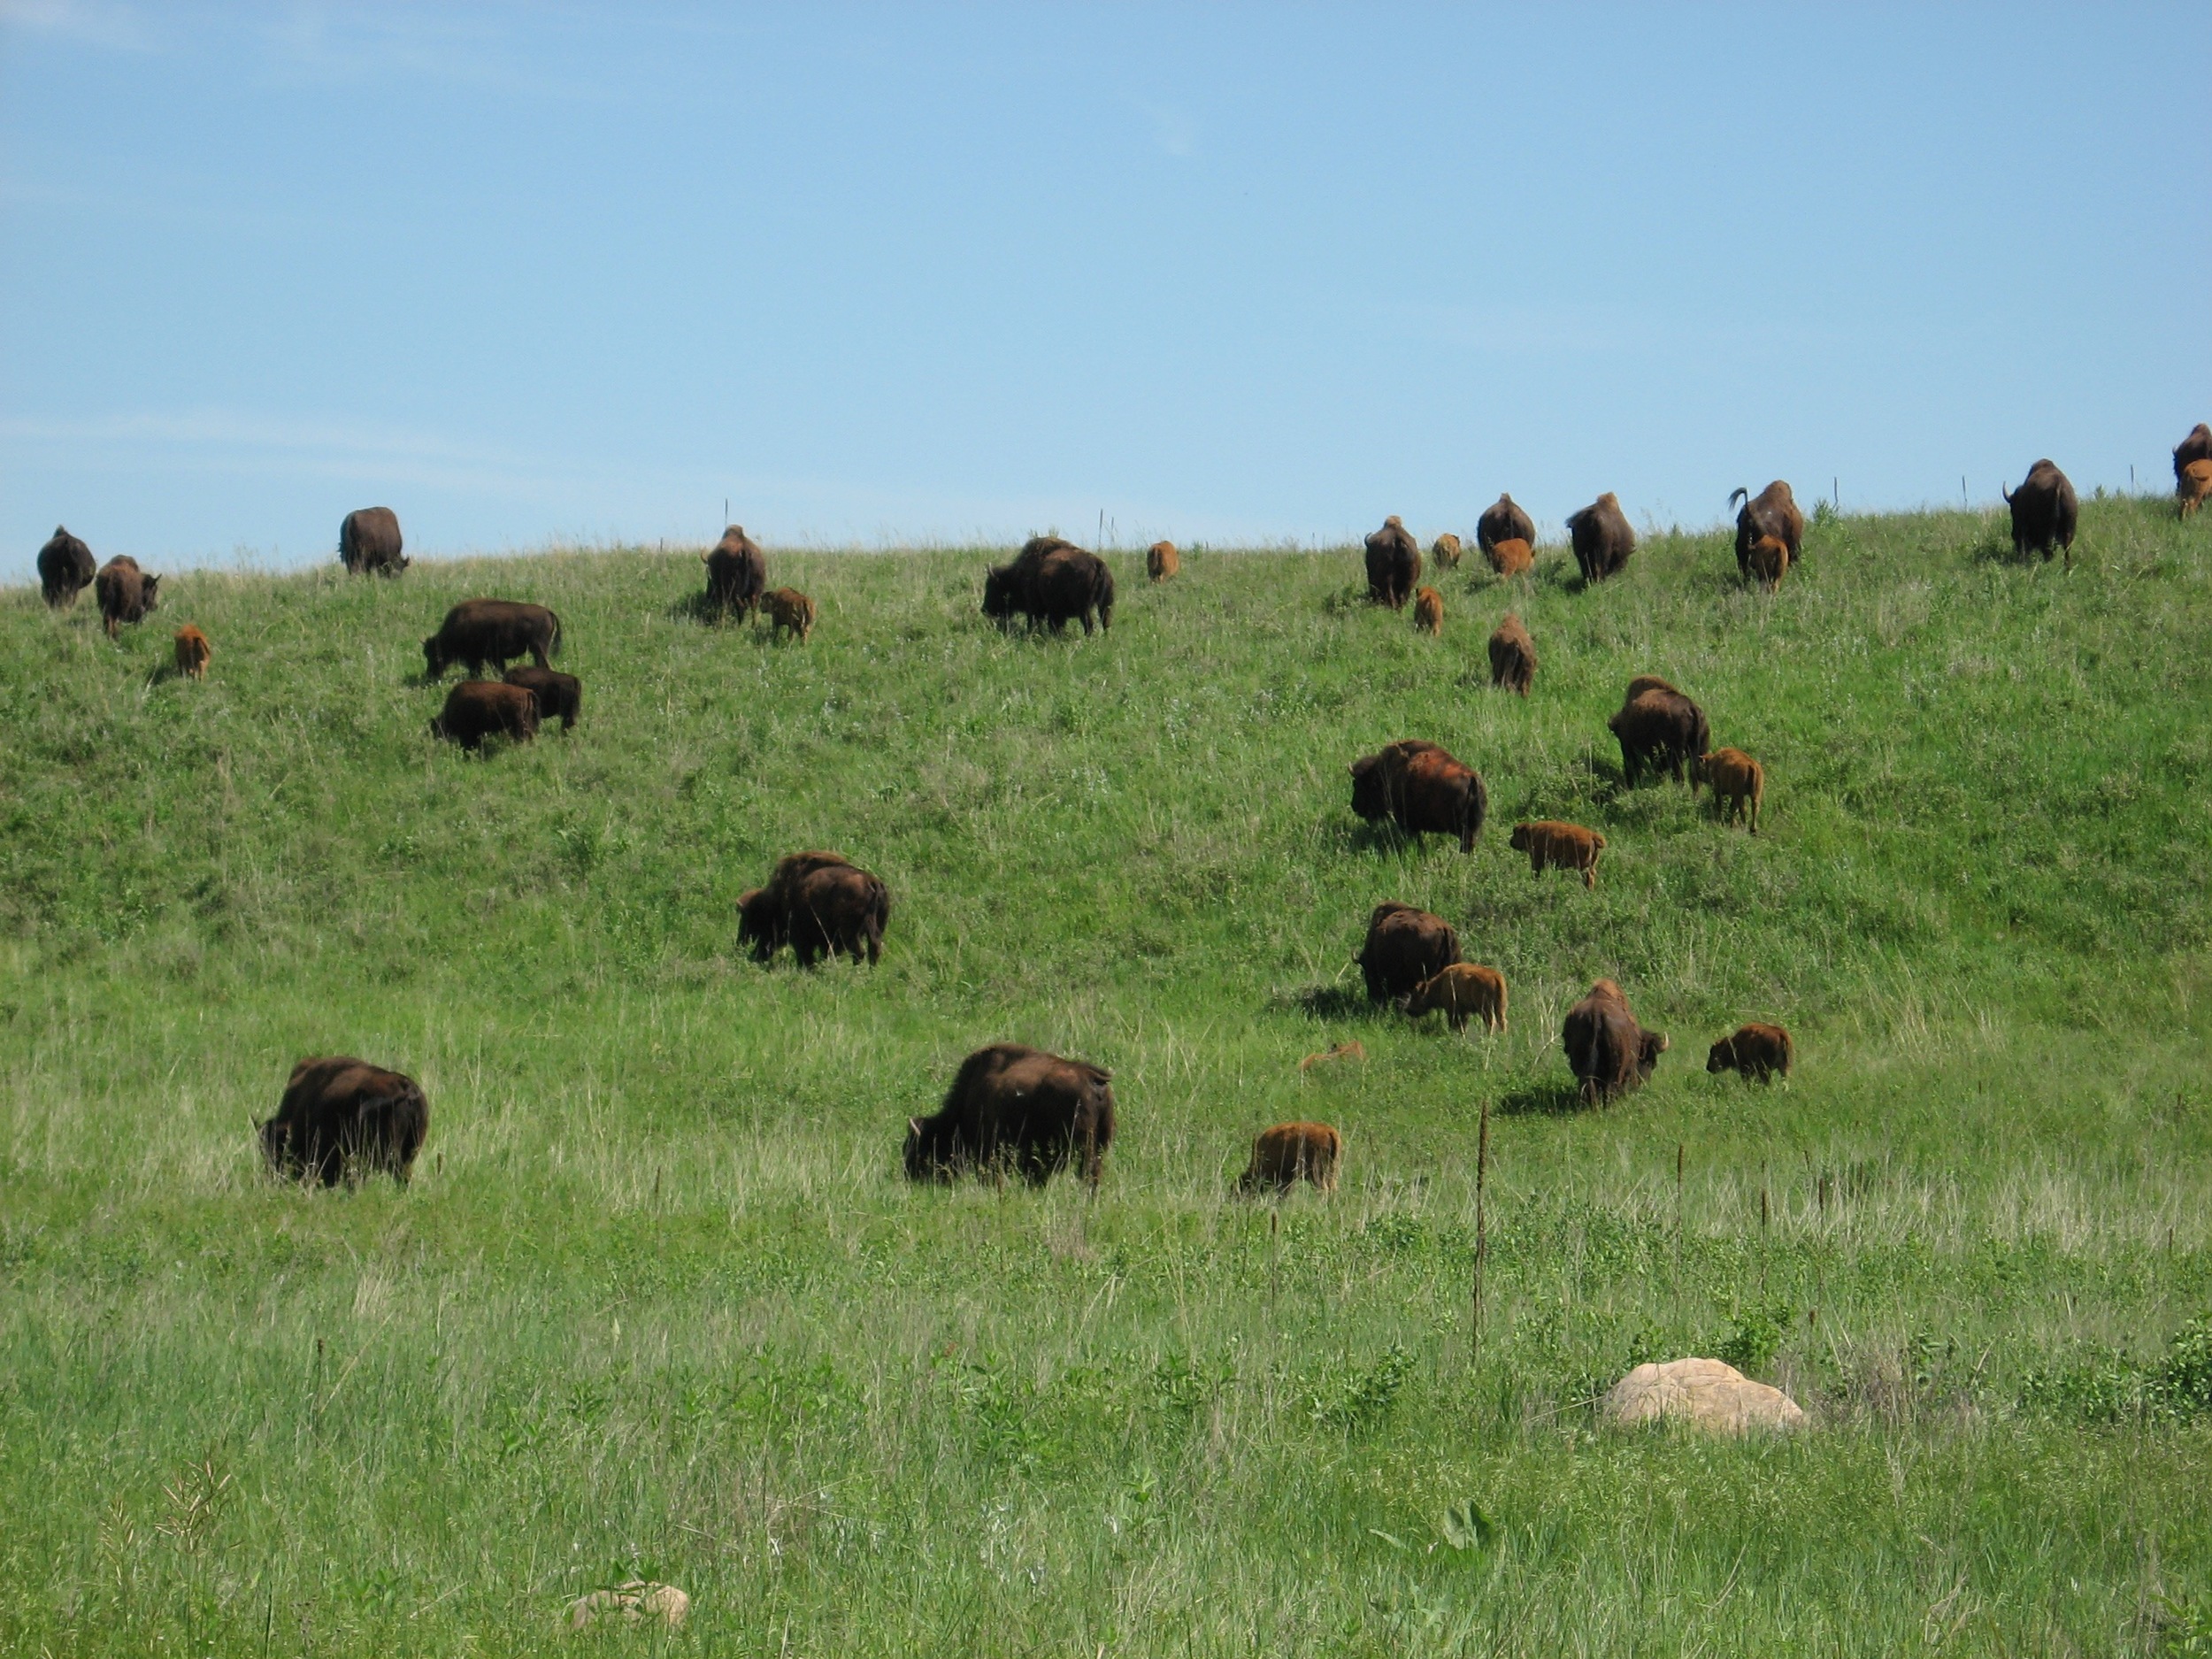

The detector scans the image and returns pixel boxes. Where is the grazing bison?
[1357,902,1460,1003]
[983,535,1074,623]
[1240,1121,1342,1194]
[259,1056,428,1186]
[36,526,96,608]
[173,626,211,680]
[2177,459,2211,520]
[431,680,539,749]
[1363,515,1421,609]
[423,598,561,679]
[1694,748,1764,832]
[905,1042,1116,1188]
[1729,482,1804,578]
[1348,741,1486,851]
[1624,674,1679,702]
[1032,546,1115,633]
[1431,532,1463,570]
[1413,586,1443,635]
[1509,820,1605,887]
[2003,459,2078,568]
[94,556,160,640]
[1477,493,1536,557]
[2176,423,2212,485]
[1563,979,1668,1105]
[1148,541,1179,581]
[1486,536,1534,578]
[501,665,580,730]
[763,587,817,641]
[338,506,407,577]
[1707,1023,1793,1082]
[703,526,768,619]
[1488,611,1536,695]
[737,851,890,967]
[1298,1041,1366,1071]
[1565,492,1636,584]
[1407,963,1507,1033]
[1609,686,1710,787]
[1746,534,1790,592]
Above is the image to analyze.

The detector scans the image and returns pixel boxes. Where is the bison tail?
[1728,487,1748,511]
[547,611,565,657]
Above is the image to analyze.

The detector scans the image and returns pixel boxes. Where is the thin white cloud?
[0,0,157,51]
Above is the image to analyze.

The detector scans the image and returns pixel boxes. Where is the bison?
[2177,459,2211,520]
[501,665,580,730]
[1297,1041,1366,1071]
[431,680,539,749]
[1406,963,1507,1033]
[904,1042,1115,1188]
[1707,1023,1793,1082]
[1563,979,1667,1105]
[1413,586,1443,635]
[173,626,211,680]
[94,556,160,640]
[1031,547,1114,633]
[1363,515,1421,609]
[1348,741,1486,851]
[1431,532,1463,570]
[1729,482,1803,578]
[1694,748,1764,832]
[1746,534,1790,592]
[763,587,817,641]
[423,599,561,679]
[1476,493,1535,557]
[338,506,407,577]
[1488,611,1536,695]
[1148,541,1179,581]
[2175,423,2212,485]
[1565,492,1635,583]
[703,526,767,619]
[1485,536,1534,578]
[1609,686,1710,787]
[1624,674,1680,702]
[1240,1121,1341,1194]
[1356,902,1460,1003]
[259,1056,428,1186]
[2003,459,2078,568]
[1509,820,1605,888]
[36,526,96,608]
[737,851,890,966]
[983,535,1073,623]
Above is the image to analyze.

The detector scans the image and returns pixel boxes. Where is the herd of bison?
[27,427,2212,1197]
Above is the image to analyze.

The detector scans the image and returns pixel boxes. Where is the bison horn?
[907,1117,923,1136]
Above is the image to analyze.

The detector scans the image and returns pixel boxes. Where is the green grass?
[3,497,2209,1655]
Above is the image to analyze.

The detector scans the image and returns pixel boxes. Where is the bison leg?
[1582,864,1595,890]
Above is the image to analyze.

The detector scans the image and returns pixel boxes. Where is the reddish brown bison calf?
[762,587,817,641]
[1485,536,1533,578]
[1694,748,1764,832]
[1563,979,1667,1105]
[1148,541,1179,581]
[431,680,539,749]
[2179,460,2212,520]
[1746,534,1790,592]
[1407,963,1507,1033]
[1297,1041,1366,1071]
[173,626,211,680]
[1509,820,1605,887]
[501,665,580,730]
[1430,533,1463,571]
[1240,1121,1342,1194]
[905,1042,1116,1188]
[1707,1024,1793,1082]
[259,1056,428,1186]
[1412,586,1443,634]
[1488,612,1536,695]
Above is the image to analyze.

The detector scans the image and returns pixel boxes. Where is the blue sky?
[3,4,2205,574]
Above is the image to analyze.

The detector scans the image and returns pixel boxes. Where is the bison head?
[1348,755,1389,822]
[1508,823,1531,853]
[734,888,781,961]
[902,1115,956,1182]
[257,1116,296,1176]
[422,635,446,677]
[140,573,161,610]
[1706,1037,1735,1073]
[1636,1028,1670,1082]
[981,565,1021,621]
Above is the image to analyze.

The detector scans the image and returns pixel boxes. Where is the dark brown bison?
[1348,741,1486,851]
[1476,493,1535,557]
[1609,686,1710,786]
[983,535,1073,622]
[1363,516,1421,608]
[1488,611,1536,695]
[1565,492,1635,584]
[985,538,1113,633]
[1240,1121,1341,1194]
[2175,423,2212,484]
[703,525,767,618]
[737,851,890,966]
[94,556,160,639]
[431,680,539,749]
[1623,674,1679,702]
[1356,901,1460,1002]
[1729,481,1803,578]
[904,1042,1116,1188]
[1563,979,1667,1105]
[1509,820,1605,887]
[2003,459,2078,568]
[259,1056,428,1186]
[37,526,96,608]
[1707,1023,1793,1082]
[423,599,561,678]
[501,665,580,730]
[173,626,211,680]
[338,506,407,576]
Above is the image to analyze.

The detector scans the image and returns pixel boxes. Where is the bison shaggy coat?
[2004,459,2079,568]
[1147,541,1179,581]
[1430,533,1463,570]
[1240,1122,1342,1194]
[1746,534,1790,592]
[259,1056,428,1186]
[1729,482,1804,577]
[2177,459,2212,520]
[1477,493,1536,557]
[1609,687,1710,787]
[431,680,539,749]
[94,556,160,639]
[1485,536,1534,578]
[763,587,817,641]
[423,599,561,679]
[1695,748,1764,832]
[1407,963,1508,1033]
[1488,611,1536,695]
[905,1042,1116,1188]
[1565,492,1636,584]
[1363,516,1422,609]
[338,506,407,576]
[1412,586,1443,634]
[1357,901,1460,1003]
[37,526,96,609]
[2175,424,2212,485]
[1348,741,1486,851]
[173,626,211,680]
[501,665,580,729]
[703,526,768,619]
[1708,1023,1793,1082]
[737,851,890,966]
[1509,820,1605,887]
[1563,979,1668,1105]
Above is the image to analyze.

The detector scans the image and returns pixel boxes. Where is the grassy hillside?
[3,498,2208,1656]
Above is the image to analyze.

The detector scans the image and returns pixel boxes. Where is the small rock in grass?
[568,1580,689,1632]
[1601,1357,1805,1433]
